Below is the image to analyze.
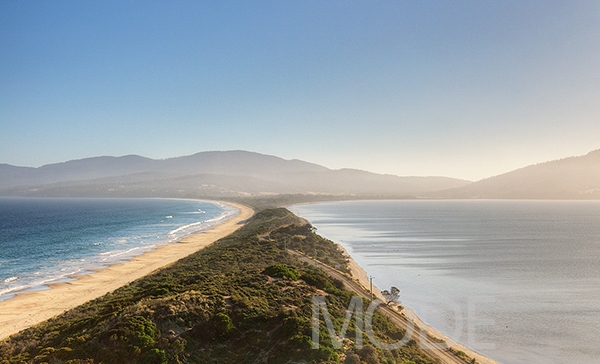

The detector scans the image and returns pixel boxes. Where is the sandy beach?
[0,201,254,341]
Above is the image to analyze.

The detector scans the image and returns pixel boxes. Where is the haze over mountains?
[431,149,600,199]
[1,149,599,199]
[0,151,469,198]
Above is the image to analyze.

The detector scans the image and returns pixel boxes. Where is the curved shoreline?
[0,201,254,341]
[341,247,499,364]
[290,203,500,364]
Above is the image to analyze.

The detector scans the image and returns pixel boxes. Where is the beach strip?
[339,246,499,364]
[0,202,254,341]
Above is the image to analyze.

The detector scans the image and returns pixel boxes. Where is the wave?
[168,221,207,236]
[167,210,236,238]
[0,199,237,302]
[0,269,81,299]
[99,246,145,259]
[1,250,151,301]
[3,276,19,283]
[184,209,206,214]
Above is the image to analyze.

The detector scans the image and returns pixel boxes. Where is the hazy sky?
[1,1,599,181]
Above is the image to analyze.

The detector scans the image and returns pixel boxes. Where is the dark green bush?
[213,312,235,337]
[139,348,167,364]
[262,264,299,280]
[104,315,159,349]
[300,270,331,290]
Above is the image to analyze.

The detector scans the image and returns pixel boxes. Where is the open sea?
[0,197,235,301]
[290,200,600,364]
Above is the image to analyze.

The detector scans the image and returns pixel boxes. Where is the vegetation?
[0,208,437,364]
[382,287,401,306]
[225,194,359,211]
[262,264,299,280]
[224,194,417,212]
[448,348,477,364]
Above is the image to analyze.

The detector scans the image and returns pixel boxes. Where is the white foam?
[3,276,19,283]
[168,221,207,236]
[0,200,238,302]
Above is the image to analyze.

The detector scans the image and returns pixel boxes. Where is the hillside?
[0,209,440,364]
[432,149,600,199]
[0,151,327,188]
[0,151,470,198]
[4,148,599,199]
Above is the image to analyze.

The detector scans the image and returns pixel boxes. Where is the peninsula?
[0,207,495,364]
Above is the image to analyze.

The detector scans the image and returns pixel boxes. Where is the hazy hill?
[0,151,327,188]
[433,149,600,199]
[268,169,469,195]
[0,151,470,197]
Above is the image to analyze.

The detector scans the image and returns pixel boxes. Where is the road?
[288,250,472,364]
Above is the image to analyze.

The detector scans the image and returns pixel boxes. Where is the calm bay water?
[0,197,235,301]
[290,200,600,364]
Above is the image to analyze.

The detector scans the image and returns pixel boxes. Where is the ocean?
[0,197,235,301]
[290,200,600,364]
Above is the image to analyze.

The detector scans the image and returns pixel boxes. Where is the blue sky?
[1,1,598,180]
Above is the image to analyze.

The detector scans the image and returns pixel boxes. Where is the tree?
[343,353,361,364]
[357,344,380,364]
[381,286,400,305]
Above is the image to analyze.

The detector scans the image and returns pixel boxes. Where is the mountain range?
[1,149,599,199]
[0,151,469,198]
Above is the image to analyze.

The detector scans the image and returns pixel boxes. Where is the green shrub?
[314,345,339,361]
[140,348,167,364]
[262,264,299,280]
[151,287,170,297]
[358,344,380,364]
[300,270,331,290]
[213,312,235,337]
[344,353,361,364]
[103,315,159,350]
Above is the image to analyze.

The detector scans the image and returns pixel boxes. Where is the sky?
[1,1,599,181]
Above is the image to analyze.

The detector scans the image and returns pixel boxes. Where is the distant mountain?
[0,151,327,188]
[0,155,157,188]
[432,149,600,199]
[0,151,470,198]
[266,169,469,195]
